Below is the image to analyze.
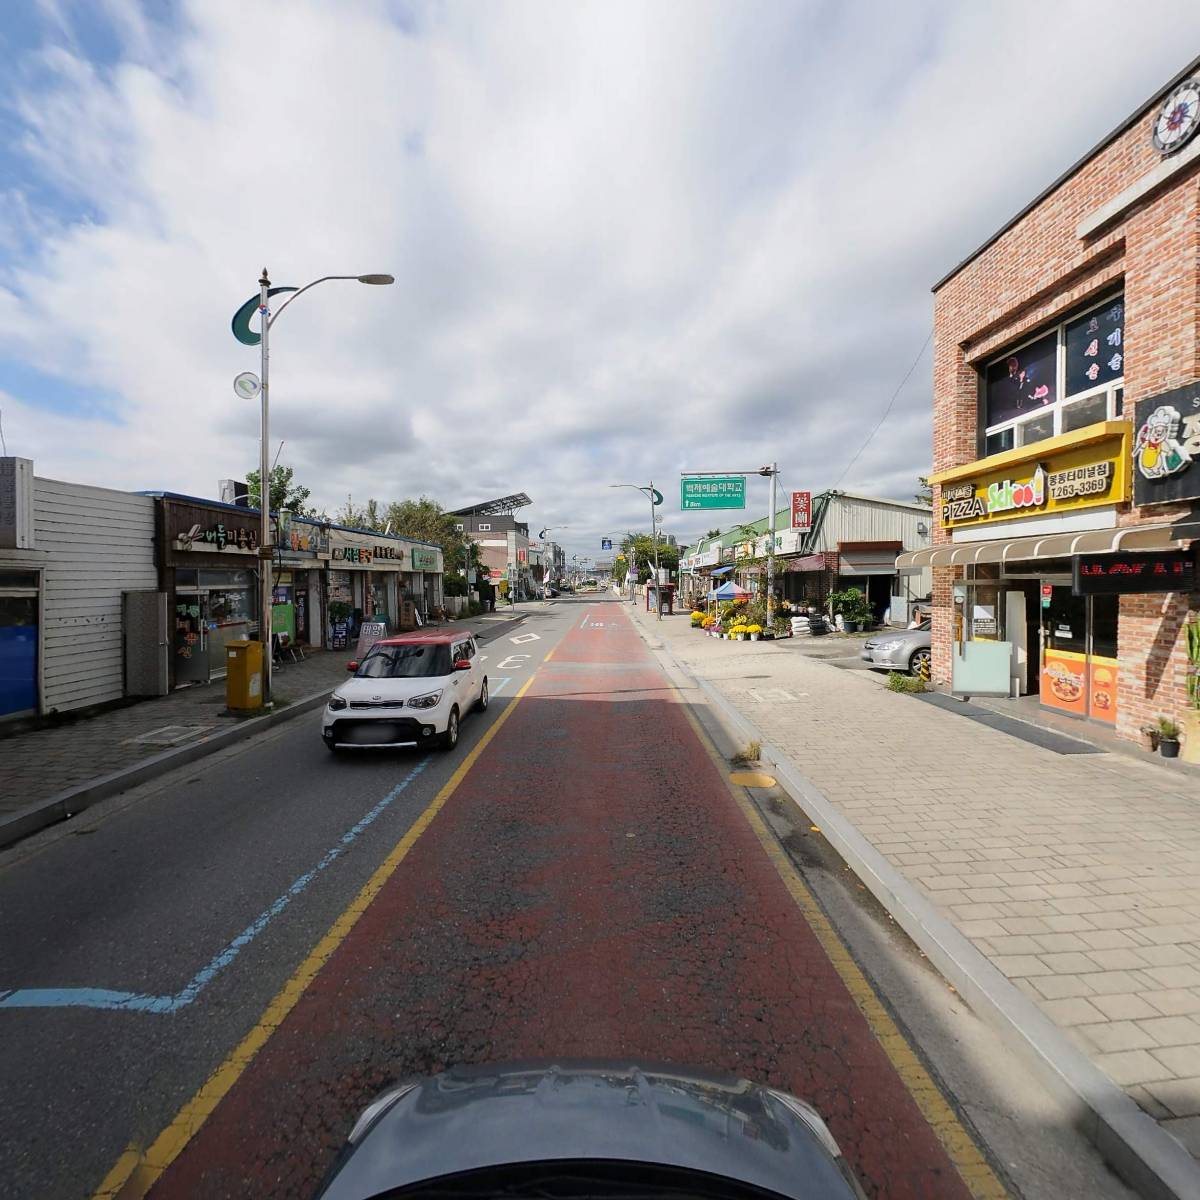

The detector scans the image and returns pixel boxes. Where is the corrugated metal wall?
[36,478,157,713]
[811,495,933,598]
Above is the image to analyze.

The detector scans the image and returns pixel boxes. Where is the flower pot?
[750,633,759,642]
[1161,738,1181,759]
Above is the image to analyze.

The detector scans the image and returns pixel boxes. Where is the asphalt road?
[0,596,1132,1200]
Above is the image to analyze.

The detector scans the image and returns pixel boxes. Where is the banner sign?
[791,491,812,531]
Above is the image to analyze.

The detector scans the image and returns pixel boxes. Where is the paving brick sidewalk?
[0,611,525,820]
[631,604,1200,1163]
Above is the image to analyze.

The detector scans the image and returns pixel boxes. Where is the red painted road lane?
[147,603,976,1199]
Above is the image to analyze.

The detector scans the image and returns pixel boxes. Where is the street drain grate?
[123,724,215,747]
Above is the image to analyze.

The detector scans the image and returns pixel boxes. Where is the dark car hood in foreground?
[318,1061,860,1200]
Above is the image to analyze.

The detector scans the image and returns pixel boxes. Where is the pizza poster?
[1040,649,1087,717]
[1040,649,1118,723]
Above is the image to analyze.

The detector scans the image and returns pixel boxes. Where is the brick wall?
[930,81,1200,733]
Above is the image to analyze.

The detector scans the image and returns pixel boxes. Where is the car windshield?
[356,644,452,679]
[919,620,931,631]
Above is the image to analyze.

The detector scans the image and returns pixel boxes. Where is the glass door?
[174,591,208,685]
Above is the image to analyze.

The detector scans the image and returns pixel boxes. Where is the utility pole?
[764,462,778,627]
[258,269,273,705]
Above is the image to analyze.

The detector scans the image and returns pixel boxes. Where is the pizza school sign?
[932,423,1130,530]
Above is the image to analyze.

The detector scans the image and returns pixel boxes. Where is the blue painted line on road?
[0,757,432,1014]
[488,676,513,697]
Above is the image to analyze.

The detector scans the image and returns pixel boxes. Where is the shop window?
[1019,411,1055,446]
[1062,391,1109,433]
[983,294,1123,455]
[0,571,38,589]
[478,523,491,532]
[1091,594,1118,659]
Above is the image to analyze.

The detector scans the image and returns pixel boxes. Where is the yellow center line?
[673,693,1010,1200]
[93,673,539,1200]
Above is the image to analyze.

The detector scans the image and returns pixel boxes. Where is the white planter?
[750,633,759,641]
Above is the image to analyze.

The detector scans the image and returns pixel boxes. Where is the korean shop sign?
[1073,550,1196,595]
[332,545,373,565]
[681,476,746,510]
[174,522,259,554]
[411,547,439,571]
[933,423,1129,529]
[1132,383,1200,506]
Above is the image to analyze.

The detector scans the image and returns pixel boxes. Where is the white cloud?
[1,0,1199,561]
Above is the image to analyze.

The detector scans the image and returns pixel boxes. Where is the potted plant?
[1138,724,1161,753]
[1158,717,1182,759]
[747,623,762,642]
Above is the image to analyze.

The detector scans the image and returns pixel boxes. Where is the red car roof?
[373,631,462,646]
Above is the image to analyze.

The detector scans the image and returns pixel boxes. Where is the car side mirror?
[454,659,471,671]
[347,661,359,672]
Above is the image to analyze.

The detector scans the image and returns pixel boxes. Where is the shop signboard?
[1132,383,1200,506]
[681,476,746,510]
[933,423,1130,530]
[331,620,349,650]
[411,547,439,571]
[790,491,812,531]
[355,621,388,660]
[1072,550,1196,595]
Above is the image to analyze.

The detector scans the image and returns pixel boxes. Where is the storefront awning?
[709,565,734,577]
[896,521,1200,570]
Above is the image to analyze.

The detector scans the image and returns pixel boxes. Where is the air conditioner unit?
[219,479,250,506]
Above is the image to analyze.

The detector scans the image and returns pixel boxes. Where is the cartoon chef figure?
[1134,405,1190,479]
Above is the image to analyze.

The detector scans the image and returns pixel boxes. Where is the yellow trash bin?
[226,639,264,712]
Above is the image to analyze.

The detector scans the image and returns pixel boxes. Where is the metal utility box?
[225,639,264,712]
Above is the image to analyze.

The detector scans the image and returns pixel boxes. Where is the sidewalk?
[0,611,527,840]
[629,604,1200,1189]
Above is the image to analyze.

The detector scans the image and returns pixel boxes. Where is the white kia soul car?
[322,632,488,754]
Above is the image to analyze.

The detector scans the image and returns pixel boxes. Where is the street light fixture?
[232,268,393,707]
[609,482,665,620]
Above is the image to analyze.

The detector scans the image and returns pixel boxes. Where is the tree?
[620,532,680,583]
[246,465,313,514]
[384,497,480,575]
[915,475,933,506]
[705,528,722,539]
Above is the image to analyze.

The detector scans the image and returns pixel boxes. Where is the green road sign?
[681,475,746,510]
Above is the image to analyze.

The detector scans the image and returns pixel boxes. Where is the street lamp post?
[237,269,393,706]
[609,482,664,620]
[538,527,568,600]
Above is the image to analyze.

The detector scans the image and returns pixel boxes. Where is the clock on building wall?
[1152,78,1200,155]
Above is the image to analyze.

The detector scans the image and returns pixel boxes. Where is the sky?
[2,0,1199,564]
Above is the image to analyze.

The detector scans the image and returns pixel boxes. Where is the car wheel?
[439,707,460,751]
[477,678,489,713]
[324,740,342,755]
[910,648,931,680]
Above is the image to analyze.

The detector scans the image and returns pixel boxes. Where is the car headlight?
[328,694,348,711]
[408,690,443,709]
[875,640,902,652]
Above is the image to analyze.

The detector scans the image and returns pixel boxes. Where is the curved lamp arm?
[269,273,394,329]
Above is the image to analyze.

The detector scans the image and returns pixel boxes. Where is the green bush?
[886,671,927,694]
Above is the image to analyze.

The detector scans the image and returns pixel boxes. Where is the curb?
[631,613,1200,1200]
[0,685,337,852]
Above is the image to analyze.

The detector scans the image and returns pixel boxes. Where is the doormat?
[914,693,1102,755]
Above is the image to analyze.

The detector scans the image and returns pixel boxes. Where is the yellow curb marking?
[93,673,539,1200]
[728,770,777,788]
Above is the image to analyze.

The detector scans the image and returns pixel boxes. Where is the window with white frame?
[983,295,1124,456]
[478,523,491,531]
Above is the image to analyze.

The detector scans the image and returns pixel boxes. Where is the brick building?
[899,60,1200,742]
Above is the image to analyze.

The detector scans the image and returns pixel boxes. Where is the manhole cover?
[124,724,214,747]
[729,771,777,788]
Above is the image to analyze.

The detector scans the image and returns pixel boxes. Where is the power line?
[830,330,932,490]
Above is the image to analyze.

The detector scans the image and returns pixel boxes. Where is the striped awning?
[896,521,1200,570]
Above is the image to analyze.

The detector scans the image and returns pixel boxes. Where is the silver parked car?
[859,619,931,676]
